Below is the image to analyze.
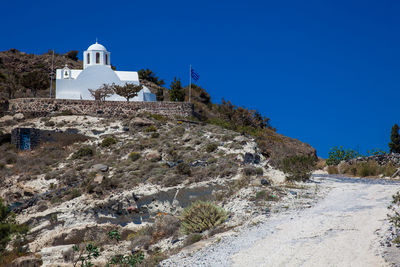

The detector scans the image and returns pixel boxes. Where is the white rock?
[13,113,24,120]
[0,115,13,123]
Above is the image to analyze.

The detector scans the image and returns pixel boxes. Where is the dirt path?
[232,175,399,266]
[162,175,400,266]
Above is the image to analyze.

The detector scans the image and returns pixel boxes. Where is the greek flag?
[191,68,200,81]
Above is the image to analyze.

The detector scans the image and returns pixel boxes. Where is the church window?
[105,54,108,65]
[96,53,100,64]
[87,53,90,64]
[65,71,68,76]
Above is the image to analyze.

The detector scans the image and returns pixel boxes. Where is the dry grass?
[327,165,339,174]
[335,160,398,178]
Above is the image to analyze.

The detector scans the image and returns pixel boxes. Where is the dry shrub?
[342,163,357,176]
[327,165,339,174]
[242,167,263,176]
[356,161,379,177]
[176,162,191,176]
[339,160,385,177]
[282,155,316,182]
[170,126,185,136]
[205,143,218,153]
[152,214,180,242]
[233,175,251,190]
[100,137,117,148]
[128,152,140,161]
[129,226,154,250]
[384,162,398,177]
[316,158,326,170]
[184,233,202,246]
[71,146,94,159]
[0,142,70,178]
[255,190,279,201]
[140,251,166,267]
[180,201,227,234]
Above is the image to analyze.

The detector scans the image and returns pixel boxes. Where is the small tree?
[138,69,165,86]
[88,84,114,101]
[389,124,400,154]
[65,50,79,61]
[111,83,143,102]
[0,71,21,99]
[21,71,49,97]
[169,77,185,102]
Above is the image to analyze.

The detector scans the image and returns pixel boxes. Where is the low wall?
[8,98,194,117]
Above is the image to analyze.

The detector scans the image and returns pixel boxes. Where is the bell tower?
[83,41,111,69]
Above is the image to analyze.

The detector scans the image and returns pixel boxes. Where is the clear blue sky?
[1,0,399,157]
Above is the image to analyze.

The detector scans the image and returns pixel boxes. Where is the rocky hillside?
[0,49,82,99]
[0,49,317,266]
[0,112,320,266]
[0,49,316,167]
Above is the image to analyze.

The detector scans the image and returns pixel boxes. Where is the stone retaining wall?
[8,98,193,117]
[346,153,400,166]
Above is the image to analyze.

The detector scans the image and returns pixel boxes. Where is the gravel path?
[161,175,400,267]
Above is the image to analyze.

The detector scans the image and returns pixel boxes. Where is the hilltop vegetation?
[0,49,82,99]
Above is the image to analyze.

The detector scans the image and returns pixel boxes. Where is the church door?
[20,130,31,150]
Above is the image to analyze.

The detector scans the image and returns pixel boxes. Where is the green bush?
[282,155,316,182]
[138,69,165,86]
[129,152,141,161]
[181,201,227,234]
[206,143,218,153]
[169,77,185,102]
[149,114,167,122]
[144,125,157,132]
[151,132,160,138]
[176,162,191,176]
[326,146,360,166]
[71,146,94,159]
[0,199,28,257]
[255,190,267,200]
[101,137,117,147]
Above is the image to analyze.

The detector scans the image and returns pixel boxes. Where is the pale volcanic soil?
[162,174,400,267]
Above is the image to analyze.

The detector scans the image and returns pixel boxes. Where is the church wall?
[8,98,193,118]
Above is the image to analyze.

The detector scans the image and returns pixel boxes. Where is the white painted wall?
[56,65,155,101]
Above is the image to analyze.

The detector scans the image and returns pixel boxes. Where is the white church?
[55,42,156,101]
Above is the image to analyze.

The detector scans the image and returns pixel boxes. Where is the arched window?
[105,54,108,65]
[65,71,68,76]
[96,52,100,64]
[87,53,90,64]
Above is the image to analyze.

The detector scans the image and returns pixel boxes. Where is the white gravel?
[161,175,400,267]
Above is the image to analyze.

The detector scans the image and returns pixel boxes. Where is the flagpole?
[50,49,54,98]
[189,64,191,103]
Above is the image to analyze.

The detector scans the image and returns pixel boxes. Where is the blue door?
[20,132,30,150]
